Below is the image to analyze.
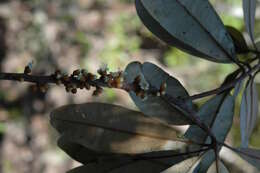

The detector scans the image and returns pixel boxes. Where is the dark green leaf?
[233,80,244,98]
[209,94,235,143]
[59,134,197,166]
[240,80,259,148]
[182,94,235,173]
[243,0,256,44]
[50,103,183,155]
[226,26,249,54]
[136,0,236,63]
[52,103,204,171]
[192,151,217,173]
[67,158,179,173]
[193,94,235,172]
[163,93,234,173]
[62,133,198,172]
[58,135,125,164]
[124,61,193,125]
[184,93,226,144]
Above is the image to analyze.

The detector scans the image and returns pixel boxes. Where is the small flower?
[83,82,91,90]
[79,75,86,82]
[71,88,77,94]
[28,61,33,69]
[56,80,62,85]
[24,66,31,74]
[82,69,89,77]
[86,73,97,81]
[79,83,84,89]
[65,86,71,93]
[62,75,70,82]
[72,69,81,76]
[98,63,108,76]
[72,84,77,89]
[55,70,62,79]
[81,69,88,75]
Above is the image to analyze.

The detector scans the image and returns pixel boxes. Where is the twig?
[190,63,260,100]
[134,147,209,161]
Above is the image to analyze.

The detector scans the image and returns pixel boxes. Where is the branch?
[0,70,110,95]
[0,73,56,84]
[190,63,260,100]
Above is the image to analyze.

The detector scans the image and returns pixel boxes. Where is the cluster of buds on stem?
[126,75,167,100]
[52,69,98,95]
[50,65,125,96]
[24,61,33,75]
[97,65,124,89]
[21,62,167,98]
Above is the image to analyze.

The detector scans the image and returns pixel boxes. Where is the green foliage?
[136,0,236,63]
[46,0,260,172]
[124,61,193,125]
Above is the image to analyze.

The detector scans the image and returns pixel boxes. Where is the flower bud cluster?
[51,66,125,96]
[129,75,167,100]
[97,66,124,89]
[21,63,167,98]
[24,61,33,75]
[52,69,98,95]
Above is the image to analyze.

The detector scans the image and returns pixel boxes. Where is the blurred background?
[0,0,260,172]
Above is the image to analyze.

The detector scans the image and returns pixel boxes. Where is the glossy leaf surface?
[136,0,236,63]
